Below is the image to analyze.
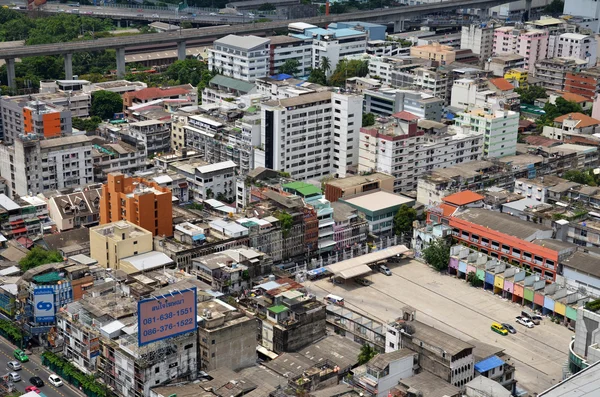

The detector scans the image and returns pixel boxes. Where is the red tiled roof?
[524,135,561,147]
[442,190,485,206]
[554,112,600,128]
[392,111,420,121]
[557,91,588,103]
[124,86,191,101]
[489,78,514,91]
[439,203,457,217]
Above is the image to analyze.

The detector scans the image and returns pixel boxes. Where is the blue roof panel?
[475,356,505,373]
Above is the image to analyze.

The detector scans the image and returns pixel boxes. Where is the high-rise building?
[461,24,495,62]
[493,27,549,73]
[259,90,362,179]
[0,99,72,143]
[455,108,519,158]
[208,35,270,82]
[0,135,94,198]
[99,173,173,236]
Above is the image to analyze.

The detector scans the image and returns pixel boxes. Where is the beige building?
[89,221,153,269]
[324,172,395,202]
[410,42,457,64]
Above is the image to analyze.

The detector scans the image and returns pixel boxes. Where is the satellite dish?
[594,168,600,175]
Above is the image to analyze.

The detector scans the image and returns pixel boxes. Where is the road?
[0,339,81,397]
[305,259,572,394]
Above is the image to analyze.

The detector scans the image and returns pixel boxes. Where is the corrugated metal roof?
[475,355,505,373]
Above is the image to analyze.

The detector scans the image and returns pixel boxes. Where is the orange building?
[99,173,173,237]
[448,208,559,280]
[564,68,600,100]
[22,101,65,139]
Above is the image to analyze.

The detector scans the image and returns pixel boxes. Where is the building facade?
[208,35,270,82]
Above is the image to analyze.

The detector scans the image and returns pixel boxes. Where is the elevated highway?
[0,0,526,88]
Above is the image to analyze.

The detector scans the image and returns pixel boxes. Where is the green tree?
[91,90,123,120]
[19,247,64,272]
[275,211,294,238]
[466,271,483,288]
[537,97,584,130]
[393,204,417,237]
[514,85,547,105]
[357,344,377,365]
[320,57,331,74]
[328,59,369,87]
[564,169,598,186]
[163,58,213,87]
[72,116,102,132]
[362,112,375,127]
[308,68,327,85]
[279,59,300,77]
[545,0,564,13]
[422,238,450,272]
[180,21,193,29]
[258,2,276,10]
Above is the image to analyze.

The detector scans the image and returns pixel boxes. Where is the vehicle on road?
[30,376,44,387]
[521,310,542,325]
[209,12,216,15]
[48,375,63,387]
[379,265,392,276]
[151,13,159,18]
[501,323,516,334]
[490,322,508,335]
[324,294,344,306]
[237,12,243,16]
[516,316,535,328]
[8,372,21,382]
[25,386,40,393]
[13,349,28,362]
[354,277,370,286]
[7,361,21,371]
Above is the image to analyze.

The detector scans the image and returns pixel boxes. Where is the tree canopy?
[515,85,547,105]
[357,344,377,365]
[545,0,564,13]
[72,116,102,132]
[537,97,584,130]
[19,247,64,272]
[362,113,375,127]
[328,59,369,87]
[258,3,276,10]
[91,90,123,120]
[564,169,599,186]
[422,239,450,272]
[393,204,417,237]
[279,59,300,77]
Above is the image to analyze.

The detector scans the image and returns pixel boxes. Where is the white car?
[48,374,63,387]
[515,316,535,328]
[209,12,216,15]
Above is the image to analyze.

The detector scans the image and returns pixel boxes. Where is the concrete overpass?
[0,0,526,88]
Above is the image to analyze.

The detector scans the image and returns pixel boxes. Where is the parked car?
[209,12,216,15]
[48,375,63,387]
[8,372,20,382]
[25,386,40,393]
[354,278,370,286]
[379,265,392,276]
[501,323,517,334]
[7,361,21,371]
[151,13,159,18]
[516,316,535,328]
[521,310,542,325]
[13,349,28,362]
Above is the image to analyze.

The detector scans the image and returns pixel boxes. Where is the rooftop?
[442,190,484,206]
[209,74,255,93]
[454,208,551,240]
[120,251,173,272]
[368,349,415,371]
[398,371,461,397]
[562,251,600,278]
[326,172,394,189]
[539,359,600,396]
[214,34,270,50]
[264,91,332,108]
[341,191,413,213]
[39,135,93,149]
[283,181,322,197]
[489,77,514,91]
[554,112,600,128]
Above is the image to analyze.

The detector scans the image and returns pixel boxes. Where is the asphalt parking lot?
[305,259,573,394]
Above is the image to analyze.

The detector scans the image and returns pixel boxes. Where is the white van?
[324,294,344,306]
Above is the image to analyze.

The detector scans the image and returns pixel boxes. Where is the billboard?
[33,287,55,323]
[137,288,197,347]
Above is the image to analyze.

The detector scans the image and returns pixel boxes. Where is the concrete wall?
[200,315,257,371]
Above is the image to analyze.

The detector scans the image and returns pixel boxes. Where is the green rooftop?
[209,74,256,94]
[268,304,289,314]
[283,182,322,198]
[32,272,63,284]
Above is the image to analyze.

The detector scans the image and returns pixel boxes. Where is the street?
[305,259,573,394]
[0,339,81,397]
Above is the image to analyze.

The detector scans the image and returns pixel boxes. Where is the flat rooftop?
[341,191,413,212]
[327,172,393,189]
[454,208,551,241]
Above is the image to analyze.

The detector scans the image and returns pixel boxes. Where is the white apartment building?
[553,33,597,67]
[289,23,368,75]
[126,119,171,155]
[450,78,499,110]
[363,88,444,121]
[268,35,312,77]
[454,108,519,158]
[358,112,483,193]
[0,134,94,197]
[461,24,495,61]
[189,160,237,202]
[493,27,549,73]
[258,91,362,180]
[208,35,270,82]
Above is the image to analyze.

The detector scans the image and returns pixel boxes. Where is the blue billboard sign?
[137,288,197,347]
[34,288,55,323]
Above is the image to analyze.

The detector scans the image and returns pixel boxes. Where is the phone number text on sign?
[137,288,197,346]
